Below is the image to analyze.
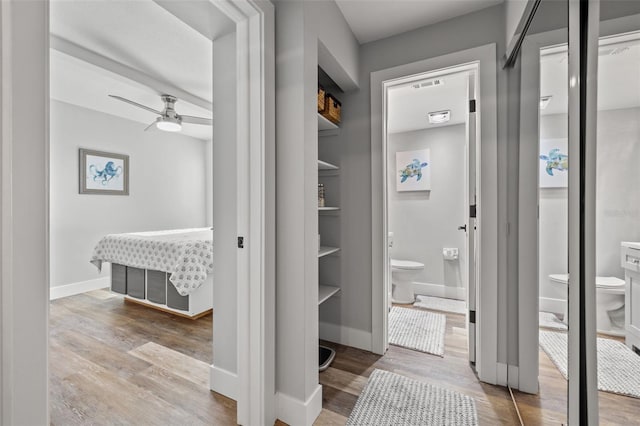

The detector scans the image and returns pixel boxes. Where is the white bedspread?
[90,228,213,296]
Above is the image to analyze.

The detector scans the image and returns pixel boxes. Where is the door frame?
[370,43,500,385]
[378,64,478,356]
[0,0,275,424]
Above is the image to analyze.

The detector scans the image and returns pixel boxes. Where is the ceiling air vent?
[411,78,445,90]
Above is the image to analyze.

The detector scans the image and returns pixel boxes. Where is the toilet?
[391,259,424,304]
[549,273,626,335]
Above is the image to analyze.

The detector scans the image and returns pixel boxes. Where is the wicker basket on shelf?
[318,86,326,113]
[322,94,341,125]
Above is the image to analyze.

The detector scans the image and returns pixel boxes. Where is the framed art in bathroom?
[539,138,568,188]
[79,148,129,195]
[396,148,431,191]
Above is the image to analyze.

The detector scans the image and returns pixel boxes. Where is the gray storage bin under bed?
[111,264,190,311]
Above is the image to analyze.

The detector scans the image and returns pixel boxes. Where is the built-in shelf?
[318,285,341,305]
[318,206,340,211]
[318,113,339,131]
[318,246,340,258]
[318,160,339,170]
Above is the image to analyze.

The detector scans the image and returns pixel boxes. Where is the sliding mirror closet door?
[596,3,640,423]
[519,1,640,423]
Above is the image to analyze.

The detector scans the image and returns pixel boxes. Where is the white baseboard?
[49,277,110,300]
[508,364,519,388]
[540,297,565,315]
[496,362,508,386]
[413,282,465,301]
[210,364,237,401]
[276,384,322,426]
[319,321,371,352]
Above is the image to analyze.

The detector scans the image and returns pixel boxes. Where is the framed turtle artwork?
[539,138,568,188]
[79,148,129,195]
[396,149,431,192]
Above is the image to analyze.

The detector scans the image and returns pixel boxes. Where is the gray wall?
[332,4,513,362]
[539,108,640,300]
[387,125,466,292]
[274,0,360,416]
[50,100,208,288]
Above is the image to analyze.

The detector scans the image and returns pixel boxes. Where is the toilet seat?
[549,273,625,292]
[391,259,424,270]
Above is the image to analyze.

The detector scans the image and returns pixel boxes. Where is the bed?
[90,228,213,319]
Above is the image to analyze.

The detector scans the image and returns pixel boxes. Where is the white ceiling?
[49,0,234,141]
[540,34,640,116]
[335,0,504,44]
[387,71,468,134]
[51,50,214,140]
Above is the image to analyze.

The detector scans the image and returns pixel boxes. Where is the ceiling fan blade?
[144,120,158,132]
[180,115,212,126]
[109,95,163,115]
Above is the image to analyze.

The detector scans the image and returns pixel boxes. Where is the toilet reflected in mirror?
[548,273,625,336]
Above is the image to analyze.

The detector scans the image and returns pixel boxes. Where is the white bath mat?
[389,307,446,357]
[539,312,568,331]
[539,330,640,399]
[347,369,478,426]
[413,295,466,315]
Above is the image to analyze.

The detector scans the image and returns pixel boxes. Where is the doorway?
[0,1,274,424]
[370,43,499,385]
[383,66,478,363]
[48,1,218,423]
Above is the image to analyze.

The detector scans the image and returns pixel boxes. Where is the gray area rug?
[389,307,446,357]
[414,295,466,315]
[539,312,568,331]
[347,369,478,426]
[539,330,640,399]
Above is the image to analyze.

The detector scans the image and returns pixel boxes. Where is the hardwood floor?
[312,305,521,425]
[49,289,237,426]
[50,291,640,425]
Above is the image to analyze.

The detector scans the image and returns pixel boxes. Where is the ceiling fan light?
[156,118,182,132]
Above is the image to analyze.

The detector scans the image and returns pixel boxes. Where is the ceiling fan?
[108,94,212,132]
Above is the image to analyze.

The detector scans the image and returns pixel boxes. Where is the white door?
[465,71,478,364]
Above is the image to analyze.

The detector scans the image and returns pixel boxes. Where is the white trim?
[496,362,508,386]
[517,30,556,394]
[1,1,50,424]
[210,364,238,401]
[276,385,322,426]
[49,277,109,300]
[212,1,275,425]
[412,282,465,301]
[371,44,499,384]
[319,322,372,352]
[539,297,565,316]
[508,364,520,389]
[498,362,521,389]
